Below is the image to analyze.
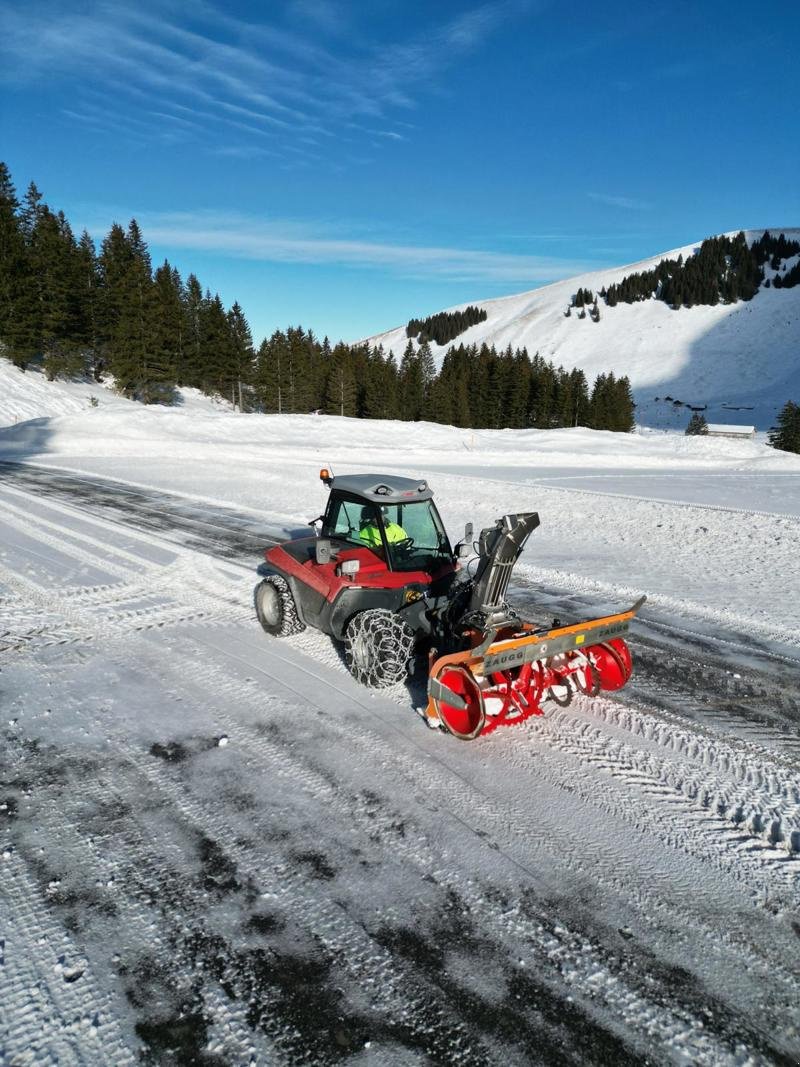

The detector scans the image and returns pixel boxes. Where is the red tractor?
[256,470,643,739]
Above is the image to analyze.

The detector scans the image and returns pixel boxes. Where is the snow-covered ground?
[364,229,800,431]
[1,366,799,1063]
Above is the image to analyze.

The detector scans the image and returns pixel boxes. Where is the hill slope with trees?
[366,229,800,430]
[0,163,637,433]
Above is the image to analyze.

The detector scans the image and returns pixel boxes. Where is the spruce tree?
[255,330,286,413]
[153,261,185,387]
[227,301,255,410]
[570,368,590,426]
[181,274,205,388]
[399,340,424,420]
[768,401,800,454]
[0,163,38,368]
[589,373,613,430]
[199,292,233,398]
[363,346,395,420]
[612,375,636,432]
[97,222,134,376]
[32,207,84,380]
[685,411,708,435]
[75,230,101,377]
[418,340,437,420]
[323,343,356,417]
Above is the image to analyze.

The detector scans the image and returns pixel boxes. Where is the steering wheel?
[392,536,415,554]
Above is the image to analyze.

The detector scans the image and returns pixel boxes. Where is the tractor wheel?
[255,575,305,637]
[344,609,415,689]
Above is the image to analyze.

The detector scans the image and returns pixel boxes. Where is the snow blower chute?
[256,471,644,740]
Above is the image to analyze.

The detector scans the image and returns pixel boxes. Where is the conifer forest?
[0,162,638,431]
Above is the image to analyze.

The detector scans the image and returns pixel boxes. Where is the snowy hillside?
[364,229,800,430]
[0,359,235,428]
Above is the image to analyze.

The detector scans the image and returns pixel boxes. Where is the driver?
[359,505,407,548]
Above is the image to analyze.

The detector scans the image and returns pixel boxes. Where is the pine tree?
[227,302,255,410]
[323,343,356,416]
[181,274,205,388]
[255,330,286,413]
[199,292,233,398]
[97,222,134,376]
[0,163,38,368]
[75,230,101,377]
[529,355,557,428]
[153,261,185,388]
[104,219,172,402]
[768,401,800,454]
[611,375,636,432]
[418,339,437,420]
[32,207,85,380]
[19,182,44,242]
[589,373,613,430]
[399,340,424,420]
[363,346,396,420]
[685,411,708,436]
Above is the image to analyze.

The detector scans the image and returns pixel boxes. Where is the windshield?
[380,499,452,571]
[325,495,452,571]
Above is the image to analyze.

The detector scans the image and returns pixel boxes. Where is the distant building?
[706,424,756,439]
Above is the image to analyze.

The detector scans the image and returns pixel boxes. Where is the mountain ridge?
[361,229,800,430]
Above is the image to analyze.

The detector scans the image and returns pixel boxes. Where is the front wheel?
[255,575,305,637]
[344,609,416,688]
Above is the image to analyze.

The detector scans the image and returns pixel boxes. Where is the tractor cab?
[319,471,454,573]
[261,471,459,645]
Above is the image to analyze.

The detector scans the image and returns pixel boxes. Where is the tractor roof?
[329,473,433,503]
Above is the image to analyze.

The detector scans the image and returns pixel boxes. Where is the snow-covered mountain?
[364,230,800,430]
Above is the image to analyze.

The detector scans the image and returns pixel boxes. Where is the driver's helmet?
[359,505,375,527]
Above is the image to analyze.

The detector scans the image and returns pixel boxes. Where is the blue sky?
[1,0,798,345]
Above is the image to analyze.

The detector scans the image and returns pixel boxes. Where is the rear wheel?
[344,609,415,688]
[255,575,305,637]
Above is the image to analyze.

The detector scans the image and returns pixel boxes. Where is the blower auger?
[256,470,645,740]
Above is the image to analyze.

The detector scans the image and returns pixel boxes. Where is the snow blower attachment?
[257,471,644,740]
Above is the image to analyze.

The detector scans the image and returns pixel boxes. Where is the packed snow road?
[1,464,799,1065]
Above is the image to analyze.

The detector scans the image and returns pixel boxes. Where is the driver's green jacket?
[360,520,406,548]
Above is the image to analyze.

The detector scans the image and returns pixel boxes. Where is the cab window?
[325,496,381,548]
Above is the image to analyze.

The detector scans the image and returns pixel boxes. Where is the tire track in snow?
[125,627,799,1062]
[0,825,135,1065]
[3,472,799,1060]
[211,632,800,992]
[0,546,251,651]
[1,738,300,1065]
[29,694,490,1063]
[547,697,800,858]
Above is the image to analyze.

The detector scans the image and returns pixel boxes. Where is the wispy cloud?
[0,0,528,163]
[84,208,598,284]
[286,0,347,36]
[588,192,653,211]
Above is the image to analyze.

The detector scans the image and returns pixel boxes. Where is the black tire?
[343,609,416,688]
[255,575,305,637]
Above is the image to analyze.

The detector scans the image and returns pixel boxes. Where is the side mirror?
[464,521,473,541]
[308,515,324,528]
[337,559,360,579]
[457,543,472,559]
[315,539,332,565]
